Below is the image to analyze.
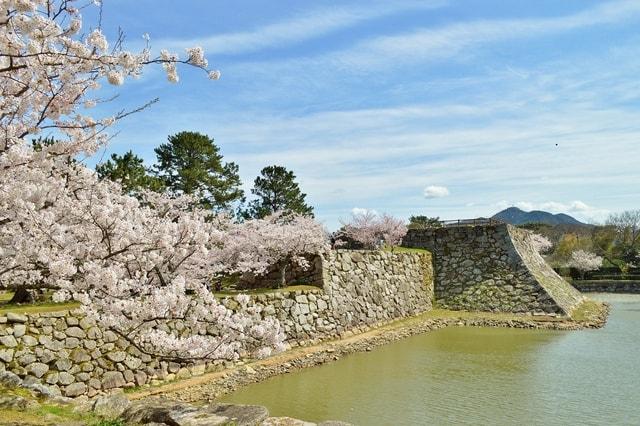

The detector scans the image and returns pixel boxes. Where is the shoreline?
[128,301,610,404]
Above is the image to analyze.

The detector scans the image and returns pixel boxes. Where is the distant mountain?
[492,207,588,226]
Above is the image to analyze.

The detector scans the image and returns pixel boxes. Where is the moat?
[221,293,639,425]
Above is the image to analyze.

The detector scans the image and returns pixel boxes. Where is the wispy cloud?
[331,0,640,69]
[101,1,640,228]
[227,0,640,76]
[158,1,447,56]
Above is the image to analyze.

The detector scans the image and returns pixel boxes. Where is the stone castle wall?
[571,280,640,293]
[402,224,584,315]
[0,250,433,398]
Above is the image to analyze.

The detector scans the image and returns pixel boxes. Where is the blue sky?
[92,0,640,229]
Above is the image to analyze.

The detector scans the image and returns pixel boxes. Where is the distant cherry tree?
[531,233,553,254]
[222,212,329,287]
[338,211,407,249]
[566,250,603,279]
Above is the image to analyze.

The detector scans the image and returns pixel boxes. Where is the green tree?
[245,165,313,219]
[407,215,441,229]
[153,131,243,211]
[606,210,640,267]
[591,225,624,269]
[31,136,57,151]
[96,151,163,194]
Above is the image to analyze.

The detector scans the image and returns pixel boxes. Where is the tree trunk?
[279,263,287,288]
[9,286,35,304]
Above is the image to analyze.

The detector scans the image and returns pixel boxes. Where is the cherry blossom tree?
[566,250,603,279]
[338,211,407,249]
[0,0,286,361]
[531,233,553,254]
[222,212,329,288]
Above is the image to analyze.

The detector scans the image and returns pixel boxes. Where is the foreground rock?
[122,398,269,425]
[120,398,349,426]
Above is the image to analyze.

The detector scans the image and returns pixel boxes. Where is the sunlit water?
[221,294,640,425]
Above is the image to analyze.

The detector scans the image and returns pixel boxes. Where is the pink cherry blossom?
[0,0,297,361]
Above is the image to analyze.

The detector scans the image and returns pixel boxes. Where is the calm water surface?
[221,294,640,425]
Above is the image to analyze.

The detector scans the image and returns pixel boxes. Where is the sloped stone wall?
[402,224,584,315]
[0,249,433,398]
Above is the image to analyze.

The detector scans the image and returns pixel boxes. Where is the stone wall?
[0,249,433,398]
[402,224,584,315]
[571,280,640,293]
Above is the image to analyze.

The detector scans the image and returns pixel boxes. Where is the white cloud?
[569,201,591,212]
[515,201,535,211]
[159,1,447,56]
[424,185,450,198]
[498,200,594,213]
[324,0,640,71]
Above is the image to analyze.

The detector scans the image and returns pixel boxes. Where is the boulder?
[58,371,75,385]
[64,382,87,397]
[122,399,228,426]
[6,312,28,323]
[27,362,49,378]
[26,382,59,398]
[102,371,126,389]
[12,324,26,337]
[122,399,269,426]
[65,326,86,339]
[0,394,38,411]
[92,393,131,419]
[55,358,73,371]
[21,335,38,346]
[0,335,18,347]
[106,351,126,362]
[0,371,22,388]
[0,348,14,363]
[208,403,270,425]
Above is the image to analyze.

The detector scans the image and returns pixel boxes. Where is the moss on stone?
[570,299,608,322]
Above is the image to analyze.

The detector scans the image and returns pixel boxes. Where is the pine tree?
[246,165,313,219]
[96,151,163,194]
[153,131,243,211]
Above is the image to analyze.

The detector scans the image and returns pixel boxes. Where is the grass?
[213,284,322,297]
[0,290,79,315]
[0,282,325,314]
[0,385,100,425]
[383,246,431,254]
[570,299,606,322]
[0,300,79,315]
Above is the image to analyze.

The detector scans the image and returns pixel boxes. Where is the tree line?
[95,131,314,220]
[520,210,640,273]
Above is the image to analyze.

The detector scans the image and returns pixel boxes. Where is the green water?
[221,294,640,425]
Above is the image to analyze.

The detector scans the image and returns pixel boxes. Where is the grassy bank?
[0,385,120,426]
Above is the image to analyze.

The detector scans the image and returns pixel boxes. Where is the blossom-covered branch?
[0,0,295,361]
